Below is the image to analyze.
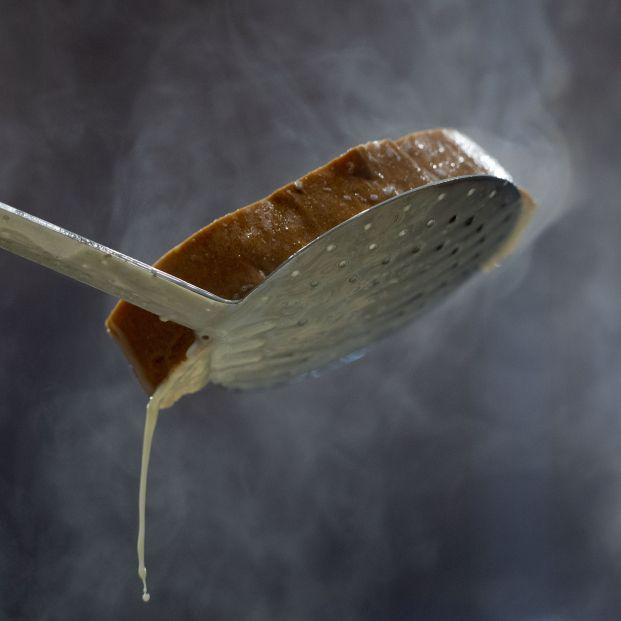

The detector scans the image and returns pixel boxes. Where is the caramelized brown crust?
[106,128,502,393]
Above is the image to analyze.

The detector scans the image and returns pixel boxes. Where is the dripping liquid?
[137,393,161,603]
[134,335,212,602]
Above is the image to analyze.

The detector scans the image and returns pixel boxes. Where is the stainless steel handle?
[0,202,234,331]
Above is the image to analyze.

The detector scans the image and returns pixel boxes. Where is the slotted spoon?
[0,174,526,390]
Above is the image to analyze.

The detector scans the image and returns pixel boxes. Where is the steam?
[1,1,619,620]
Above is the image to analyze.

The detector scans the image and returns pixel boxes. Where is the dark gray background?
[0,1,620,619]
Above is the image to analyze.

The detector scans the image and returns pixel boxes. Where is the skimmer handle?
[0,201,234,331]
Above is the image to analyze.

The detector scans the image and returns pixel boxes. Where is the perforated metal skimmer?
[205,175,524,388]
[0,175,526,391]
